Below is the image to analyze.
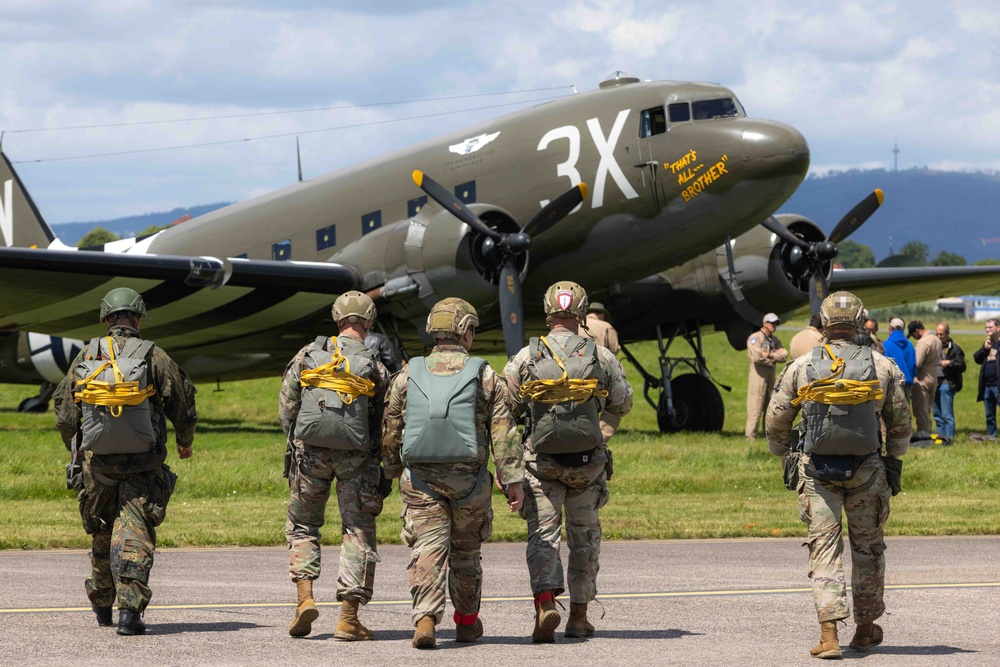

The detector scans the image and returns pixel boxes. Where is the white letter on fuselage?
[0,180,12,247]
[537,126,582,212]
[587,109,638,209]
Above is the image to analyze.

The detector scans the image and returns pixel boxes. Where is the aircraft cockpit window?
[692,98,738,120]
[668,103,690,123]
[639,106,667,137]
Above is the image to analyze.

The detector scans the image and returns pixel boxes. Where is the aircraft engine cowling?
[330,203,527,325]
[739,214,829,315]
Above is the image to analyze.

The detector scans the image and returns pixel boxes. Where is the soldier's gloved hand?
[177,443,193,459]
[881,456,903,496]
[377,466,393,497]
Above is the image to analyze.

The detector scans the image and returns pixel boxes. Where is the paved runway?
[3,536,998,666]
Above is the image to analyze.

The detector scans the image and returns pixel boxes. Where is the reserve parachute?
[402,357,486,464]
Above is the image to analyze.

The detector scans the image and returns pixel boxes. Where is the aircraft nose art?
[740,120,810,181]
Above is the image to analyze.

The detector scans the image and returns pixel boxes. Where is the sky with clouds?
[1,0,998,224]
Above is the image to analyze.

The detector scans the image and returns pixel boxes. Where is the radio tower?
[893,142,900,172]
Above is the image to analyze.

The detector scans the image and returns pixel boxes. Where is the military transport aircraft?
[3,72,999,431]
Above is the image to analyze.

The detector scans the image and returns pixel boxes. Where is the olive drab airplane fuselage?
[3,74,1000,429]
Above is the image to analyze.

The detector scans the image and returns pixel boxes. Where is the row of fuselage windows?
[639,98,740,138]
[260,185,475,261]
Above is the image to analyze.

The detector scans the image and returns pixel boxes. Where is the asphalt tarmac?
[2,536,998,666]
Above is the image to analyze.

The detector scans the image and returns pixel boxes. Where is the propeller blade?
[808,270,830,316]
[521,183,589,238]
[412,170,501,240]
[761,216,810,250]
[499,260,525,358]
[828,188,884,244]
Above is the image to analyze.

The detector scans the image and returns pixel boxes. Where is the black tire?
[657,374,725,433]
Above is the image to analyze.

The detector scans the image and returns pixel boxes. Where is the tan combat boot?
[810,621,842,659]
[412,615,436,649]
[454,612,484,643]
[288,579,319,638]
[849,623,883,652]
[564,602,595,638]
[532,592,561,644]
[334,597,374,641]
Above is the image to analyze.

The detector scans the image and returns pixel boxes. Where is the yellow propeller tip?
[875,188,884,205]
[578,182,589,199]
[412,170,423,186]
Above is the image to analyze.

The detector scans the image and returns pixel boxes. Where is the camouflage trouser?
[399,469,493,626]
[78,461,172,613]
[522,451,609,602]
[285,445,383,602]
[797,454,892,623]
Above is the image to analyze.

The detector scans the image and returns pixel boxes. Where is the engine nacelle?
[330,203,526,327]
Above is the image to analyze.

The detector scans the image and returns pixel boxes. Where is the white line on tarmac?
[4,581,999,615]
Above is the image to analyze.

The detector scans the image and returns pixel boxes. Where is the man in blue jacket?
[883,317,917,402]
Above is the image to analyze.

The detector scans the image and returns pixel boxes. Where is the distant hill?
[52,203,232,245]
[779,168,1000,264]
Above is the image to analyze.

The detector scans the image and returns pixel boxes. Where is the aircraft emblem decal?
[537,109,639,211]
[449,131,501,155]
[557,290,573,310]
[1,179,13,247]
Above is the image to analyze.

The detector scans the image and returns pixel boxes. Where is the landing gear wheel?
[657,374,724,433]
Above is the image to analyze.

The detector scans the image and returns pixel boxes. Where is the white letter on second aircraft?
[587,109,638,209]
[0,180,13,247]
[537,126,582,212]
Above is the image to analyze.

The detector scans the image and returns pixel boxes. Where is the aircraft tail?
[0,150,58,249]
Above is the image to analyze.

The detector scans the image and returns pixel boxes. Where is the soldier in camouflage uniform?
[504,282,633,643]
[53,287,197,636]
[280,291,391,640]
[381,298,523,649]
[766,291,911,659]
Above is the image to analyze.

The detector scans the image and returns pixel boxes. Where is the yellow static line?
[3,582,999,615]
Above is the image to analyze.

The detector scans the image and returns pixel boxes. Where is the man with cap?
[882,318,916,403]
[745,312,789,441]
[505,281,633,643]
[908,320,942,436]
[581,301,622,442]
[766,290,910,659]
[54,287,198,635]
[280,290,392,640]
[790,314,825,360]
[382,297,524,649]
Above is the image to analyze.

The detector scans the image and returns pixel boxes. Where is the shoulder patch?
[749,337,758,345]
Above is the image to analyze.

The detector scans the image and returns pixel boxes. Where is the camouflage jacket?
[765,339,912,458]
[503,327,633,457]
[279,332,391,455]
[53,326,198,470]
[381,343,523,497]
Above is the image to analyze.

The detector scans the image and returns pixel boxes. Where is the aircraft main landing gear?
[620,323,727,433]
[18,381,56,413]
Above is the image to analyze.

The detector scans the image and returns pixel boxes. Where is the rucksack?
[74,336,158,455]
[294,336,377,450]
[800,343,881,456]
[402,356,486,464]
[522,334,606,455]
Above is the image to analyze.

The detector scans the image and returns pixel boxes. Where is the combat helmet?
[332,291,377,327]
[543,281,589,322]
[99,287,147,322]
[425,298,479,340]
[819,290,865,330]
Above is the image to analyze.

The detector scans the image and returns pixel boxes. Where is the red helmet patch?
[557,290,573,310]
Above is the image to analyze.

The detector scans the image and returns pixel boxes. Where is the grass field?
[2,321,998,549]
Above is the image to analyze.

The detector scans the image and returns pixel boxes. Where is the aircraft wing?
[0,246,359,343]
[829,265,1000,310]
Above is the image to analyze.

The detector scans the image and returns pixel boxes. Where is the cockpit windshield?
[692,98,739,120]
